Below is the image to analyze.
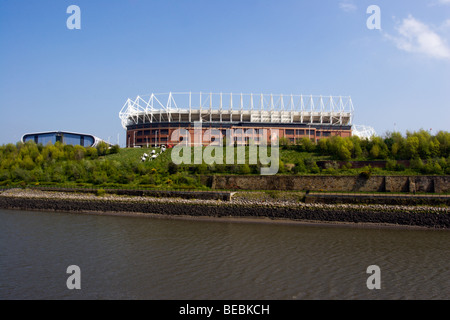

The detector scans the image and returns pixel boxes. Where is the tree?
[350,136,363,159]
[405,136,419,159]
[430,139,440,158]
[391,142,400,158]
[370,144,380,159]
[96,142,109,157]
[317,138,328,155]
[297,137,315,152]
[279,137,291,149]
[337,143,352,161]
[21,155,35,170]
[435,131,450,157]
[73,145,86,161]
[327,136,352,160]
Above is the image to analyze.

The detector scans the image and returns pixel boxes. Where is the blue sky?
[0,0,449,146]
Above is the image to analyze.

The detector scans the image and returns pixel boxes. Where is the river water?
[0,209,449,300]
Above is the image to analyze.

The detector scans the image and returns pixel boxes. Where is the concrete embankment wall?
[0,196,449,229]
[210,175,450,193]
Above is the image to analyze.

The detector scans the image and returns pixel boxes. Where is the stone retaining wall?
[305,193,450,206]
[0,196,448,229]
[316,160,411,169]
[210,175,450,193]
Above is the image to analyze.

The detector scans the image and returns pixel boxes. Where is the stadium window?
[285,129,294,135]
[296,129,305,135]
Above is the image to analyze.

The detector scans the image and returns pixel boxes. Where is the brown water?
[0,209,449,300]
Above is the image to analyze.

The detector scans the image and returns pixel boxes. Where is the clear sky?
[1,0,449,146]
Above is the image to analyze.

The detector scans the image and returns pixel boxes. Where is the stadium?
[119,92,355,147]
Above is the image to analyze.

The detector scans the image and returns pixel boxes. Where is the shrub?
[410,157,424,171]
[168,162,179,174]
[240,164,251,174]
[215,164,226,173]
[293,159,307,174]
[305,159,320,174]
[342,162,352,170]
[85,147,98,159]
[139,175,155,185]
[278,160,286,173]
[117,172,135,184]
[309,165,320,174]
[92,172,108,185]
[96,142,109,157]
[109,145,120,155]
[422,160,443,174]
[385,159,397,171]
[0,170,10,181]
[175,173,197,186]
[194,163,208,174]
[360,165,373,179]
[265,190,280,199]
[385,159,405,171]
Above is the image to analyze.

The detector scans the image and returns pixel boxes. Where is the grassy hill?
[1,130,449,190]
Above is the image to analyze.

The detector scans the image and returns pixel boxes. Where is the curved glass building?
[22,131,104,148]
